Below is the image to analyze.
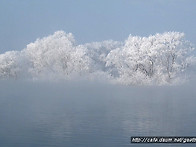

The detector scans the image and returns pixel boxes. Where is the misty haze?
[0,31,196,147]
[0,0,196,147]
[0,79,196,147]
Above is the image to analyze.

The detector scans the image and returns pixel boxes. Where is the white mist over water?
[0,79,196,147]
[0,31,195,85]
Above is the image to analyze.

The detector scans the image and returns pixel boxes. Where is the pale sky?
[0,0,196,53]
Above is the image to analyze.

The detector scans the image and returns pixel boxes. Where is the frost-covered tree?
[23,31,91,79]
[84,40,122,72]
[0,51,21,79]
[106,32,195,85]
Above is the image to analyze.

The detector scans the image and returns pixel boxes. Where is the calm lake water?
[0,80,196,147]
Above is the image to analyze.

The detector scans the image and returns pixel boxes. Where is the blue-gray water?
[0,80,196,147]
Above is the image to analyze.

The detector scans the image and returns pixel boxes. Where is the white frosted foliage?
[0,31,195,85]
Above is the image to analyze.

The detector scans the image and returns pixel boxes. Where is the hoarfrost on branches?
[0,31,195,85]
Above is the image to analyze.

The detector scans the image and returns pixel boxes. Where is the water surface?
[0,80,196,147]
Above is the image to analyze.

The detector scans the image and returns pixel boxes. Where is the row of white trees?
[0,31,195,85]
